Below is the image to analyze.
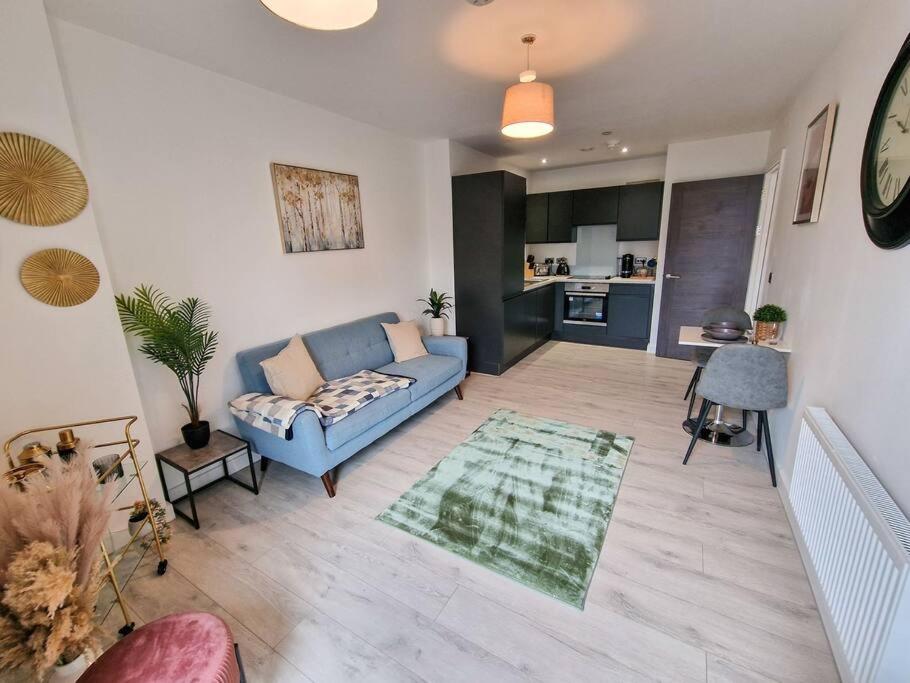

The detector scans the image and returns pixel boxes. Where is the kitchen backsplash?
[524,226,658,276]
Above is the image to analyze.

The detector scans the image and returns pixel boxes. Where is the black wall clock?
[861,33,910,249]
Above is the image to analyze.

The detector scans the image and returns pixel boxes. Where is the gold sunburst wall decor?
[0,132,89,226]
[20,248,100,307]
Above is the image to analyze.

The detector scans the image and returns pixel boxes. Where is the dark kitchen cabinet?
[572,186,619,225]
[502,285,555,368]
[537,285,555,338]
[617,182,664,241]
[526,191,573,244]
[454,170,542,375]
[526,193,549,244]
[606,284,654,350]
[503,292,537,365]
[546,191,574,242]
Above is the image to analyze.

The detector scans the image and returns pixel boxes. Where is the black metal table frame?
[155,430,259,529]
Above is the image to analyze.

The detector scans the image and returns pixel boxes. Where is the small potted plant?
[418,289,453,336]
[753,304,787,342]
[128,499,171,545]
[116,285,219,449]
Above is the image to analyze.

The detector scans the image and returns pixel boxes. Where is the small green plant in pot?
[418,288,453,336]
[753,304,787,343]
[116,285,218,449]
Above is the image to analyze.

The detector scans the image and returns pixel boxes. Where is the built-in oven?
[564,282,609,326]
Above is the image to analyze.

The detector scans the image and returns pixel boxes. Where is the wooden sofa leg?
[321,471,336,498]
[454,384,464,400]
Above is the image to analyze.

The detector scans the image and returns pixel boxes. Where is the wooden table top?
[156,430,248,473]
[678,326,792,353]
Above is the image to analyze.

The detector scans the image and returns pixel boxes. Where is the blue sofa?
[233,312,467,497]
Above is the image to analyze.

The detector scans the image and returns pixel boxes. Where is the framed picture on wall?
[793,102,837,224]
[270,163,365,253]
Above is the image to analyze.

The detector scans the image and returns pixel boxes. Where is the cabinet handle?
[664,273,681,280]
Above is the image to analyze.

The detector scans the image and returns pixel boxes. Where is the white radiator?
[785,407,910,683]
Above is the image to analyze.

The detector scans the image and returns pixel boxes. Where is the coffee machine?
[620,253,634,278]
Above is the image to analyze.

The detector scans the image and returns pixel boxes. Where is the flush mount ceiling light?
[259,0,377,30]
[501,35,554,139]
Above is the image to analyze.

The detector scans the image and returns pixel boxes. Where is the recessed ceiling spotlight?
[541,158,548,164]
[465,0,495,5]
[605,140,620,150]
[621,146,629,154]
[601,131,613,136]
[579,147,595,152]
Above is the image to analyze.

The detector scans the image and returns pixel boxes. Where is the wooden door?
[656,175,763,359]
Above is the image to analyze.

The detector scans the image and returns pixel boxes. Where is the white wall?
[0,0,163,528]
[761,0,910,513]
[449,141,527,178]
[648,131,771,351]
[52,21,433,470]
[421,139,457,329]
[526,155,666,193]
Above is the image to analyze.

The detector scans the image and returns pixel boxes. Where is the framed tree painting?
[270,163,365,253]
[793,102,837,224]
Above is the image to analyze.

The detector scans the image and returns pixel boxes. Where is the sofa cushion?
[380,320,428,363]
[377,354,462,402]
[324,388,411,450]
[260,336,325,400]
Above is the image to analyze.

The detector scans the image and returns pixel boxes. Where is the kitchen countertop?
[522,276,655,292]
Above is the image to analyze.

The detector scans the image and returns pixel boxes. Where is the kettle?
[555,258,570,276]
[620,253,634,278]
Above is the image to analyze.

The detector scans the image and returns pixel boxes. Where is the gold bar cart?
[3,415,168,636]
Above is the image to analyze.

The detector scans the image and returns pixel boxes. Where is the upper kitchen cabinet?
[572,186,619,226]
[526,191,573,243]
[526,193,548,243]
[546,191,574,242]
[617,182,664,241]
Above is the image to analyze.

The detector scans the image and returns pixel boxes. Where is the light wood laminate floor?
[112,342,838,682]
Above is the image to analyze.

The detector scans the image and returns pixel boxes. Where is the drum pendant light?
[501,35,555,139]
[260,0,378,30]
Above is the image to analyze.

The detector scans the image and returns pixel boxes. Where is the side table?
[155,430,259,529]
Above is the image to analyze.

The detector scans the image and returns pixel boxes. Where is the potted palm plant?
[753,304,787,342]
[116,285,219,449]
[418,289,453,336]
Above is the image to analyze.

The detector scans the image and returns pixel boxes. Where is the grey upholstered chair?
[683,344,788,486]
[683,306,753,420]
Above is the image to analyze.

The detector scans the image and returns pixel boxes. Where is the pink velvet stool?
[79,612,244,683]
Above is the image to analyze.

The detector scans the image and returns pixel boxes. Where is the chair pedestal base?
[682,418,754,447]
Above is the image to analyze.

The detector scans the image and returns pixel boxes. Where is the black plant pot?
[181,420,210,449]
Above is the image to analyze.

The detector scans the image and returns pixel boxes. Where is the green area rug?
[377,409,633,608]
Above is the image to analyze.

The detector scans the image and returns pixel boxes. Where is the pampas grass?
[0,447,112,677]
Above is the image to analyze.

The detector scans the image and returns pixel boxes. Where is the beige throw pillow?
[260,335,325,400]
[381,320,429,363]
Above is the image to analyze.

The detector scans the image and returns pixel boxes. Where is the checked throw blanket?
[229,370,414,438]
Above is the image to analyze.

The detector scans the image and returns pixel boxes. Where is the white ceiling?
[45,0,861,170]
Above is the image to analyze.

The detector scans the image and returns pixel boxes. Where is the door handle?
[665,273,681,279]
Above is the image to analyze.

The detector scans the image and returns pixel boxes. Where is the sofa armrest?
[289,409,328,453]
[233,406,330,477]
[422,335,468,372]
